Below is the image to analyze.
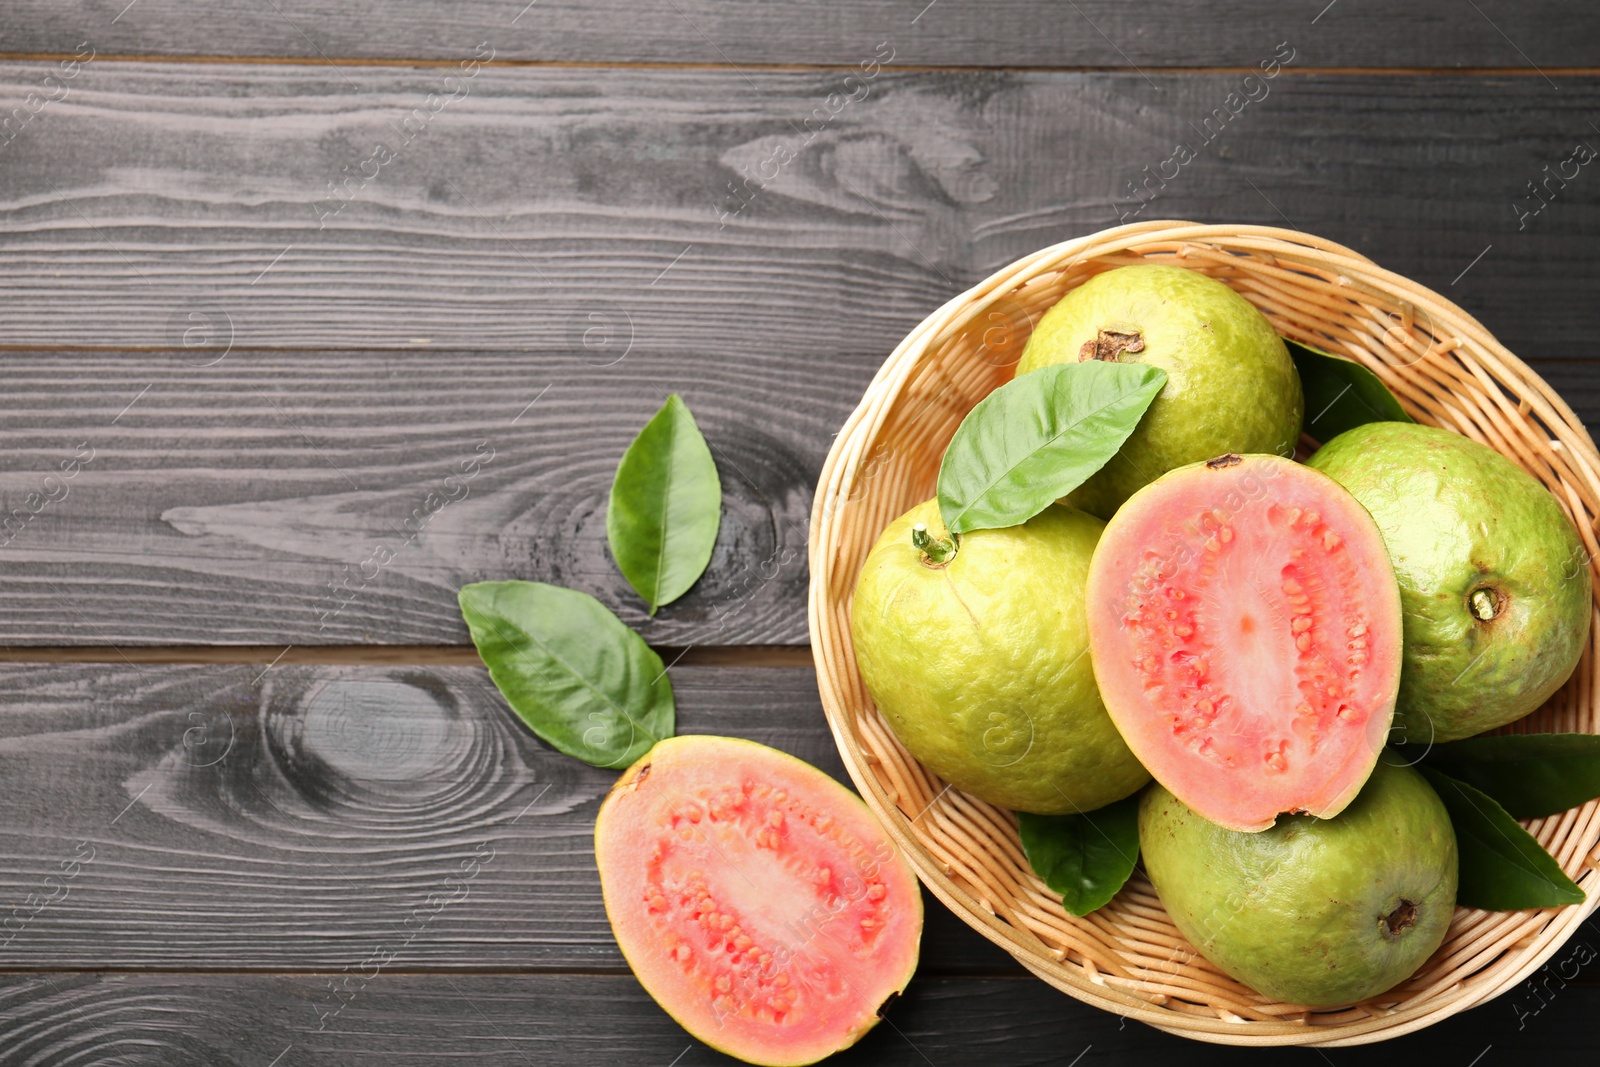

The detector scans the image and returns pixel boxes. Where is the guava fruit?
[1016,264,1303,518]
[1139,758,1458,1008]
[595,735,922,1067]
[850,499,1148,814]
[1308,422,1593,742]
[1086,453,1402,832]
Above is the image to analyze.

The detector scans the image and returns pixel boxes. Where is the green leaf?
[1427,734,1600,819]
[1286,338,1413,443]
[1017,794,1141,916]
[1418,766,1585,911]
[607,394,722,614]
[937,362,1167,535]
[458,580,674,769]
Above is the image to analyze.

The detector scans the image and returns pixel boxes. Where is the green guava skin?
[1308,422,1593,742]
[849,500,1149,814]
[1139,759,1457,1008]
[1016,264,1303,519]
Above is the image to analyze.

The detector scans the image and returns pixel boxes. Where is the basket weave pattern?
[807,222,1600,1045]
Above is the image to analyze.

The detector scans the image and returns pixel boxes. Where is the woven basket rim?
[807,220,1600,1046]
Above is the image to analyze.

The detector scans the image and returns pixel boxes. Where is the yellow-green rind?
[1017,264,1303,518]
[1307,422,1593,742]
[1138,759,1457,1008]
[850,500,1149,814]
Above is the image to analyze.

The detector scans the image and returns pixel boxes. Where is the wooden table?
[0,2,1595,1062]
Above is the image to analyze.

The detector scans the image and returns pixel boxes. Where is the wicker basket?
[807,221,1600,1045]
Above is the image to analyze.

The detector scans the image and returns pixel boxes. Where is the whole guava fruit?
[1017,264,1303,518]
[1308,421,1592,742]
[850,499,1149,814]
[1139,758,1457,1008]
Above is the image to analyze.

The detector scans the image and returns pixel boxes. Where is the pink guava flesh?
[595,735,923,1066]
[1087,454,1402,832]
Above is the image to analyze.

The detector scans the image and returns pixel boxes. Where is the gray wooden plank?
[0,1,1593,69]
[0,969,1597,1065]
[0,353,1594,649]
[0,662,1018,976]
[0,351,826,646]
[0,66,1594,356]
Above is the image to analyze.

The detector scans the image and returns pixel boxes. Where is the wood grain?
[0,662,1015,976]
[0,351,828,646]
[0,66,1593,355]
[0,1,1595,69]
[2,968,1598,1065]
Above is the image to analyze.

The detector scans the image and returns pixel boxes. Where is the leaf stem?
[912,522,956,565]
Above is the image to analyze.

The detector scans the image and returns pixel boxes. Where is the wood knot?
[271,674,478,801]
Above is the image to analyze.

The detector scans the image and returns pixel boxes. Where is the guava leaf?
[1286,338,1413,443]
[607,394,722,614]
[1419,767,1585,910]
[458,580,674,769]
[1017,794,1141,917]
[937,362,1167,535]
[1427,734,1600,819]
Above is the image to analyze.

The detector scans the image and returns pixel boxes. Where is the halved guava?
[595,735,922,1066]
[1086,454,1403,832]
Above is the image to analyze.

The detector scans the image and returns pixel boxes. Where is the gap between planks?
[0,965,1037,978]
[0,967,647,977]
[0,961,1584,983]
[0,52,1598,77]
[0,644,814,668]
[3,346,1600,380]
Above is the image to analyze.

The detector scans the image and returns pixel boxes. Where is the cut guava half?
[595,735,923,1066]
[1087,454,1402,832]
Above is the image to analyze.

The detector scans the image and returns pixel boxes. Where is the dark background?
[0,1,1593,1062]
